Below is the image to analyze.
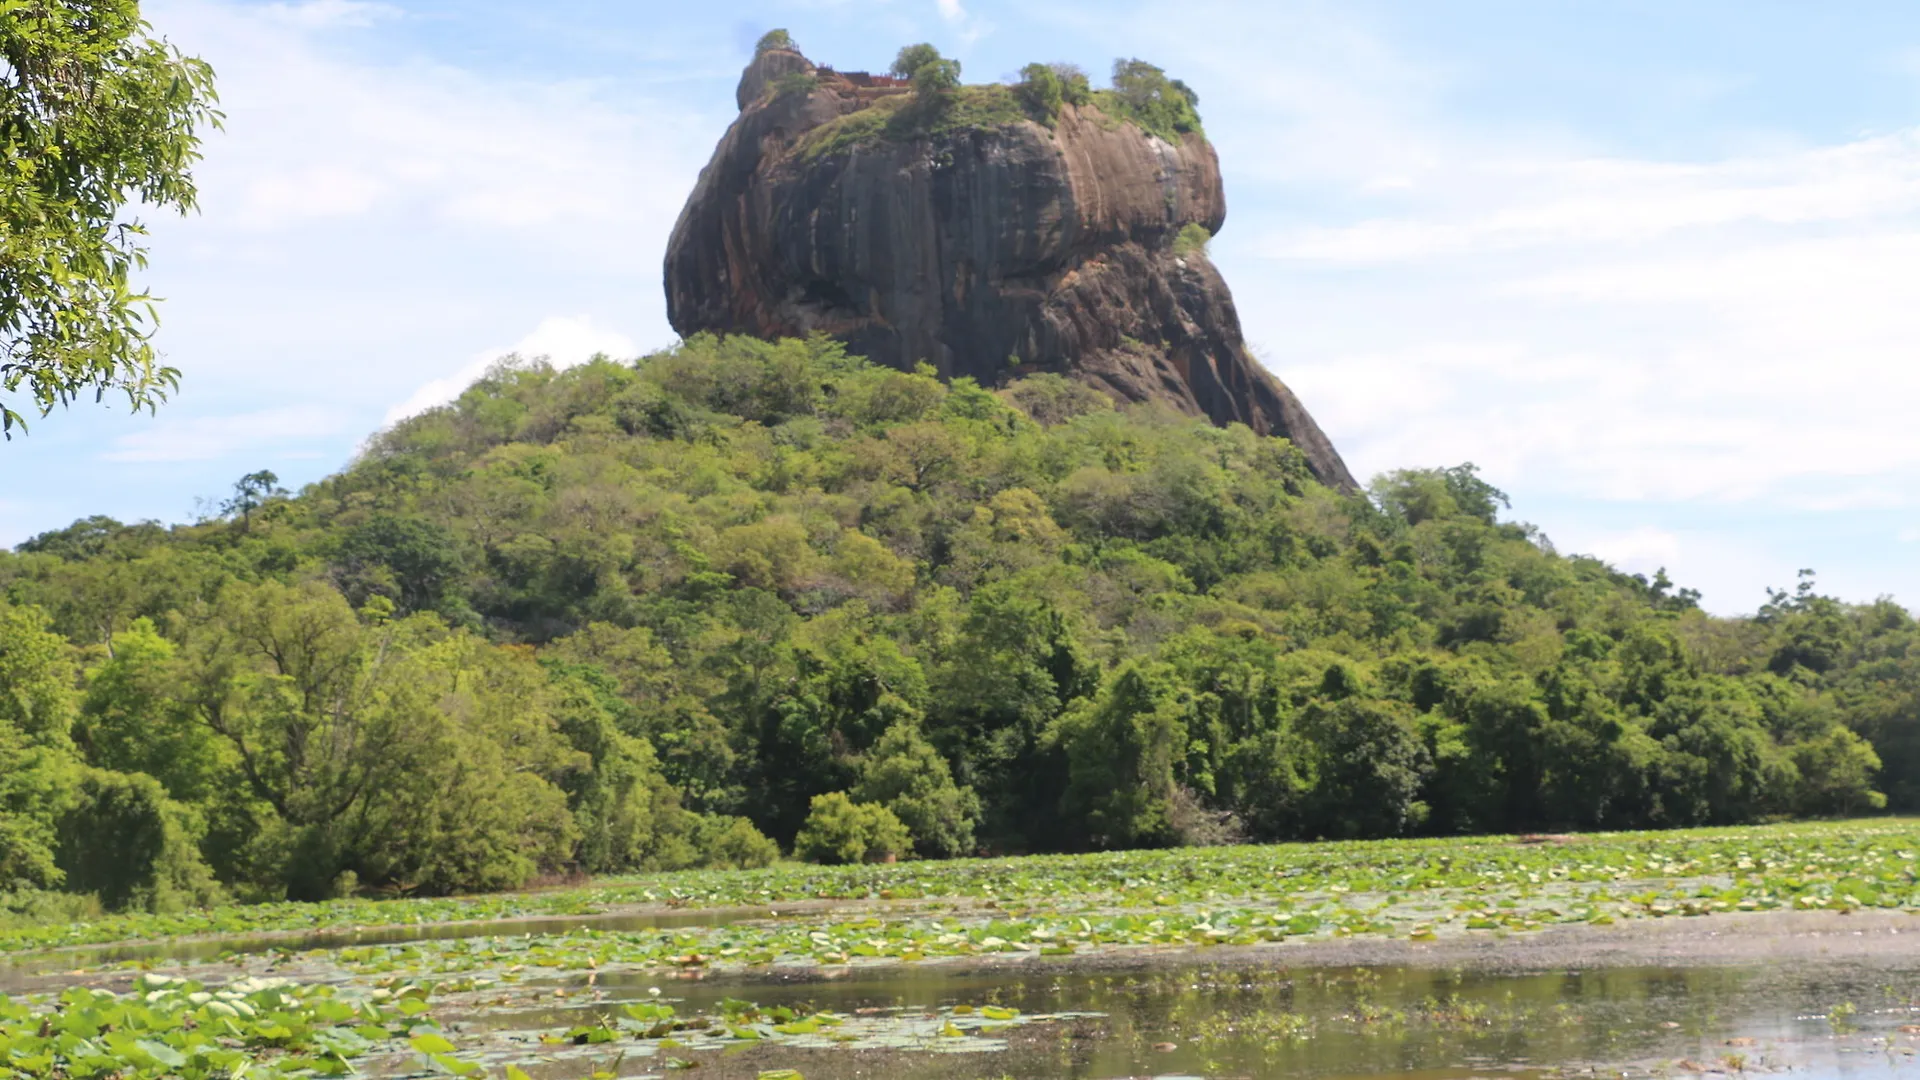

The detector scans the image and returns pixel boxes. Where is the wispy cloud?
[1273,132,1920,262]
[385,315,638,424]
[1572,526,1683,572]
[151,0,718,249]
[1037,0,1920,609]
[101,405,348,463]
[3,0,1909,613]
[256,0,400,30]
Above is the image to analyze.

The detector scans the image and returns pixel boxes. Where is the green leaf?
[410,1033,458,1055]
[432,1052,481,1076]
[136,1039,187,1067]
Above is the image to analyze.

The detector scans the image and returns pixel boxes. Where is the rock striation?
[665,47,1357,490]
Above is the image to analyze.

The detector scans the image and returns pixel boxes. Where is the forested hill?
[3,335,1916,911]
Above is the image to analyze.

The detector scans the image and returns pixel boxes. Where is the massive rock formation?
[665,47,1357,490]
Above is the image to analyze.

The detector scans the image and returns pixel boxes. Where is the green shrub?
[1001,372,1113,426]
[890,43,945,79]
[549,667,689,874]
[1097,58,1203,142]
[891,43,961,121]
[55,769,221,913]
[772,71,816,100]
[327,869,360,900]
[692,814,781,869]
[1296,696,1434,838]
[755,29,795,54]
[1792,727,1886,816]
[1172,223,1211,257]
[1016,63,1063,122]
[855,723,981,857]
[0,887,100,931]
[0,742,69,893]
[799,85,1027,160]
[793,792,911,865]
[1051,63,1093,105]
[1052,663,1186,849]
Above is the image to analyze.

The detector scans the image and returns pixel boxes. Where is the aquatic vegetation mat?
[10,819,1920,1079]
[0,972,1083,1080]
[8,819,1919,957]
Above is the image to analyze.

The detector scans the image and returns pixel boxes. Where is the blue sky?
[6,0,1920,615]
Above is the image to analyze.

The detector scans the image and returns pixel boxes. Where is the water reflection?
[451,960,1920,1079]
[13,908,1920,1080]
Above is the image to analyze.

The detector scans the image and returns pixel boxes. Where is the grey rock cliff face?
[666,48,1357,490]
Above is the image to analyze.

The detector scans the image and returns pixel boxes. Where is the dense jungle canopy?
[3,335,1915,912]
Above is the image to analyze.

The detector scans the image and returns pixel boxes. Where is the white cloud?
[1568,526,1683,572]
[1054,0,1474,192]
[1152,12,1920,512]
[8,0,1899,612]
[384,315,638,424]
[257,0,400,30]
[1047,0,1920,609]
[1273,221,1920,506]
[149,0,715,249]
[233,164,386,221]
[101,405,347,463]
[933,0,992,45]
[1274,132,1920,262]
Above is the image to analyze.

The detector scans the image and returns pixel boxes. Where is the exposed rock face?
[665,48,1357,490]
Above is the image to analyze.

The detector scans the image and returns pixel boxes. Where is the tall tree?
[1,0,219,435]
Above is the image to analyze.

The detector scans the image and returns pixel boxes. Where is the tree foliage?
[793,792,911,865]
[1048,63,1093,106]
[0,334,1915,910]
[55,767,220,912]
[798,47,1202,160]
[891,42,960,119]
[1098,58,1201,142]
[0,0,220,436]
[889,44,945,80]
[855,722,980,857]
[1015,63,1062,122]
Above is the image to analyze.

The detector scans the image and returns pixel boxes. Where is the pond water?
[12,908,1920,1080]
[455,956,1920,1079]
